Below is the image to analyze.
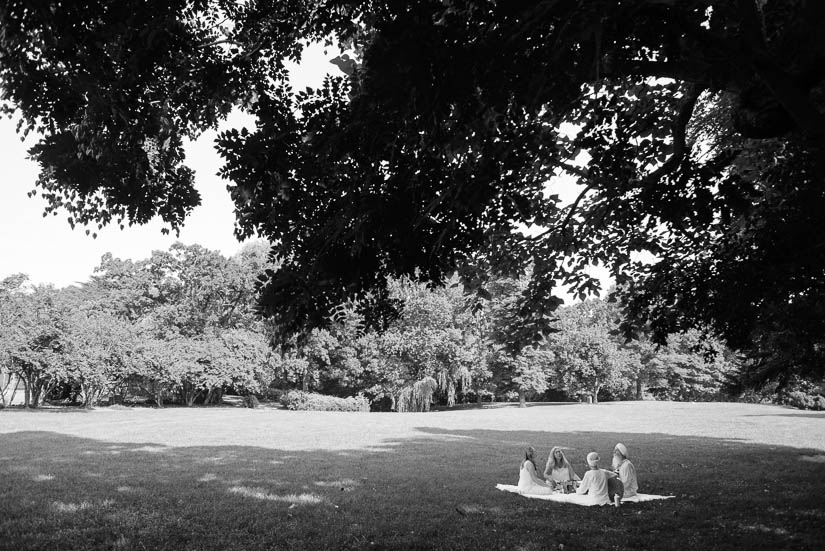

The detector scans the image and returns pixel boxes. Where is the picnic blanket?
[495,484,675,506]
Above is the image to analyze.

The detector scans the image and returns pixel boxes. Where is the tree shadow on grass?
[0,429,824,551]
[432,402,578,411]
[0,406,95,414]
[743,413,825,419]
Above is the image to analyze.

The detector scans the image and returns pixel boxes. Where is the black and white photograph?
[1,1,824,549]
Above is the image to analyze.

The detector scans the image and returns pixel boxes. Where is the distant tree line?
[0,240,746,410]
[272,276,742,410]
[0,242,274,408]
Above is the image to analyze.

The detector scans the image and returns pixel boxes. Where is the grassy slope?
[0,402,824,550]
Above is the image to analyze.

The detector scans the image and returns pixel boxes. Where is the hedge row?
[280,391,370,412]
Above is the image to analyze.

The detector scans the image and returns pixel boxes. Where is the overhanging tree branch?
[643,83,706,184]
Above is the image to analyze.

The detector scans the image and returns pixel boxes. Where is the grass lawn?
[1,401,824,550]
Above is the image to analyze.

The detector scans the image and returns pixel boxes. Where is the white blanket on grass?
[495,484,675,506]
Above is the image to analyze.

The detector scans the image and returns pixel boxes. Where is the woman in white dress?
[517,446,555,495]
[543,446,581,492]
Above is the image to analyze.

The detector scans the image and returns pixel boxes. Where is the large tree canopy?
[2,1,824,381]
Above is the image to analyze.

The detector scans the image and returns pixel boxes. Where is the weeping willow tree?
[434,328,474,407]
[375,278,478,411]
[394,376,438,413]
[379,321,477,411]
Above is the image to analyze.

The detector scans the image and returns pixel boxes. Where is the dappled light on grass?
[198,455,230,463]
[455,504,504,516]
[799,454,825,463]
[32,474,54,481]
[737,523,790,537]
[228,486,325,505]
[51,499,114,513]
[131,445,168,453]
[313,478,359,491]
[83,445,169,455]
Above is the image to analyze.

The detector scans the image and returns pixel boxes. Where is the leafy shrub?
[782,391,825,411]
[776,377,825,410]
[242,395,260,409]
[280,391,370,412]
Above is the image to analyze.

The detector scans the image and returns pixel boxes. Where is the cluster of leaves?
[0,275,67,407]
[547,300,739,404]
[0,0,318,233]
[0,241,275,408]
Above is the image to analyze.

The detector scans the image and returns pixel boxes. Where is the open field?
[1,401,824,550]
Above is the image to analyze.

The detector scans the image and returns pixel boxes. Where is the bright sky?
[0,44,341,288]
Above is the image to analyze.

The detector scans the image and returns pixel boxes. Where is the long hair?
[545,446,573,472]
[524,446,537,470]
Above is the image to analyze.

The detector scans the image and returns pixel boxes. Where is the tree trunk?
[82,383,92,408]
[592,383,601,404]
[9,376,20,405]
[180,382,202,406]
[476,390,483,404]
[0,371,11,408]
[205,387,221,405]
[518,389,526,408]
[22,373,31,408]
[30,385,42,407]
[151,380,164,408]
[635,377,643,400]
[206,387,224,405]
[29,376,44,408]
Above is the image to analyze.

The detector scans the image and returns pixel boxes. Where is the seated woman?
[543,446,581,492]
[612,443,638,498]
[517,446,555,495]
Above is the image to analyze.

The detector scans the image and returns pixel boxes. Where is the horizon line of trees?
[1,241,744,411]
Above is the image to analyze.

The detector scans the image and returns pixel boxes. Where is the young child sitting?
[576,451,620,506]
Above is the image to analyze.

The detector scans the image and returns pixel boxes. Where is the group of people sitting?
[518,443,638,506]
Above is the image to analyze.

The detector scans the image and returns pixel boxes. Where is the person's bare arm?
[525,462,549,486]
